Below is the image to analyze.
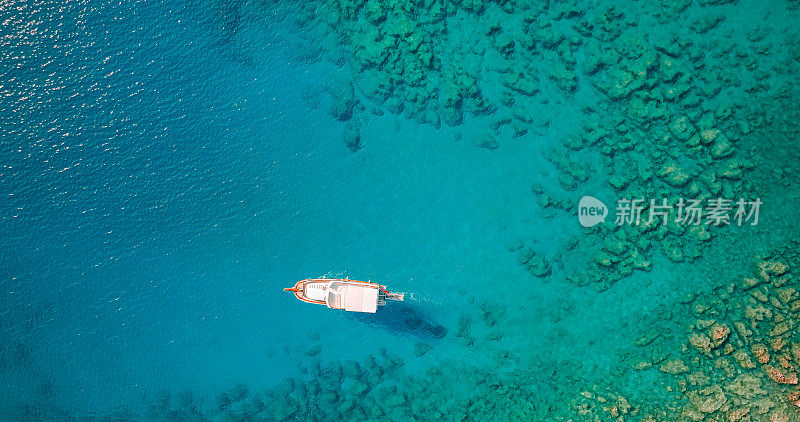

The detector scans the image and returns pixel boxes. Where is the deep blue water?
[1,0,320,409]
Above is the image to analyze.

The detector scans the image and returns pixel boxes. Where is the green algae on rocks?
[629,244,800,421]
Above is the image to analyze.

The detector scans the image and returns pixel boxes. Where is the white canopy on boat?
[326,282,379,313]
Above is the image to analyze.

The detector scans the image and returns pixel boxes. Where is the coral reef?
[295,0,800,294]
[294,0,793,286]
[508,240,552,279]
[134,350,562,422]
[632,244,800,421]
[529,12,780,289]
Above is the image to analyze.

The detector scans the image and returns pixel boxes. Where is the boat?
[284,278,404,313]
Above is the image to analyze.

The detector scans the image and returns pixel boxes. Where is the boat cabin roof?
[326,282,378,313]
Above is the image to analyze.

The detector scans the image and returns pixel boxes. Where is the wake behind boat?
[284,278,404,313]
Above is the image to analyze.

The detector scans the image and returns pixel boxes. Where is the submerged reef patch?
[290,0,798,289]
[512,5,796,289]
[630,244,800,421]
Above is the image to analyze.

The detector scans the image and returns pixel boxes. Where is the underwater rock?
[456,314,472,341]
[759,261,789,278]
[491,113,512,131]
[689,385,728,414]
[471,133,499,150]
[343,121,361,152]
[664,78,693,103]
[308,358,323,378]
[571,389,634,420]
[538,26,565,50]
[438,83,463,126]
[603,236,627,256]
[352,31,392,69]
[657,163,691,187]
[355,70,392,103]
[698,0,736,4]
[699,129,728,153]
[336,399,355,414]
[662,239,686,263]
[725,374,765,399]
[659,359,689,374]
[328,78,358,121]
[351,380,370,397]
[505,72,540,96]
[581,41,605,74]
[506,239,524,252]
[414,342,432,357]
[383,387,407,407]
[321,364,343,388]
[379,349,404,372]
[668,115,696,141]
[659,0,691,17]
[216,391,233,411]
[764,365,798,385]
[708,323,731,348]
[342,360,361,379]
[527,255,552,277]
[550,63,578,93]
[602,67,645,99]
[479,302,504,327]
[561,135,586,151]
[272,401,296,421]
[228,384,249,401]
[320,388,339,405]
[361,0,386,24]
[732,349,756,371]
[717,160,743,179]
[510,121,527,138]
[690,13,725,34]
[227,396,264,419]
[517,247,535,265]
[689,332,713,355]
[494,34,515,58]
[771,411,790,422]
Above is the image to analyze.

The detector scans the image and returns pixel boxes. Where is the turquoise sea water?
[2,0,800,420]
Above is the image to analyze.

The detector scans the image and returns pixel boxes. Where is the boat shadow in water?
[353,301,447,339]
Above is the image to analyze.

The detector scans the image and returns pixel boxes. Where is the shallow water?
[2,0,800,420]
